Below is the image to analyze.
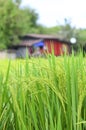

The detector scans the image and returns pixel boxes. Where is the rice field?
[0,53,86,130]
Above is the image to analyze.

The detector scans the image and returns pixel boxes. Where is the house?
[10,34,71,58]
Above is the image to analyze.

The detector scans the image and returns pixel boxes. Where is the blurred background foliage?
[0,0,86,51]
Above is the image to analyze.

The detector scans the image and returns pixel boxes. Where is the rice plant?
[0,52,86,130]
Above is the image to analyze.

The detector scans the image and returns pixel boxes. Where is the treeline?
[0,0,86,50]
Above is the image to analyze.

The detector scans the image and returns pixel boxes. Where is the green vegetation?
[0,53,86,130]
[0,0,41,49]
[0,0,21,49]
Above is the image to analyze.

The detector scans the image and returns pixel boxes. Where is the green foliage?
[0,0,22,49]
[57,18,78,41]
[57,18,86,52]
[38,26,61,34]
[14,0,22,6]
[0,0,40,49]
[77,29,86,46]
[20,8,39,34]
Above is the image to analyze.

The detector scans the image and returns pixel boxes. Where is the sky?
[21,0,86,28]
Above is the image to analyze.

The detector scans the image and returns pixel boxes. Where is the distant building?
[10,34,71,58]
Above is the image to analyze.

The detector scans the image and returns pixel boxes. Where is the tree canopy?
[0,0,22,48]
[0,0,41,49]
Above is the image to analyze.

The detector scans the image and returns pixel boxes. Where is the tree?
[0,0,22,49]
[0,0,40,49]
[76,29,86,53]
[20,7,39,34]
[13,0,22,7]
[57,18,86,52]
[57,18,78,41]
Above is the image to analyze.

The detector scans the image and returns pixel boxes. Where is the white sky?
[21,0,86,28]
